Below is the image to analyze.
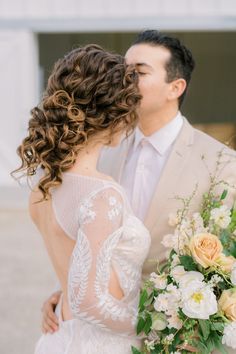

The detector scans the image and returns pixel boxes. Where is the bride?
[13,44,151,354]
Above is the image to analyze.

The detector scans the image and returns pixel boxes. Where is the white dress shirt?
[120,112,183,221]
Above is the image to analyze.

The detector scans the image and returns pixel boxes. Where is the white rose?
[210,205,231,229]
[231,263,236,285]
[178,271,204,289]
[150,272,167,290]
[222,321,236,349]
[181,280,218,319]
[170,265,186,283]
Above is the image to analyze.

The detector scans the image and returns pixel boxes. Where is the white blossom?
[209,274,223,287]
[167,311,183,330]
[178,271,204,289]
[154,293,169,313]
[192,212,207,234]
[163,333,174,345]
[181,280,218,319]
[170,265,186,283]
[168,213,180,226]
[222,322,236,349]
[210,205,231,229]
[144,339,155,352]
[162,230,189,253]
[150,272,167,290]
[161,233,176,248]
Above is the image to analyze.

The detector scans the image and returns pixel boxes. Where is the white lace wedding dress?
[34,173,151,354]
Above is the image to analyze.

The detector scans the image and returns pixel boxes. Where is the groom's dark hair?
[132,30,195,107]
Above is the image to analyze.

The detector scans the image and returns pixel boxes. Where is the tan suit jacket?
[98,118,236,279]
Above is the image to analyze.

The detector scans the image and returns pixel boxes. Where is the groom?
[41,30,236,334]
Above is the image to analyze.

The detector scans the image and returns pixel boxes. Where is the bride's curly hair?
[12,44,141,200]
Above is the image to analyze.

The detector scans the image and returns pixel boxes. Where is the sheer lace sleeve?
[67,185,138,336]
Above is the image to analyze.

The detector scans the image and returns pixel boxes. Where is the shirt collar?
[133,112,183,156]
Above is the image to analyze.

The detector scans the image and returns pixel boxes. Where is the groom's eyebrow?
[136,63,153,70]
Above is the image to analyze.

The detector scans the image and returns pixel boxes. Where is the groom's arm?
[41,290,61,333]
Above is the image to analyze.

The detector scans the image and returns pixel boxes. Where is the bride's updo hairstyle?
[13,44,141,200]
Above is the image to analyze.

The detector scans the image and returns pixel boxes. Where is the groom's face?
[125,43,173,118]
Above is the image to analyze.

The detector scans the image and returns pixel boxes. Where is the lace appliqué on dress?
[108,196,123,221]
[79,199,96,225]
[68,229,92,314]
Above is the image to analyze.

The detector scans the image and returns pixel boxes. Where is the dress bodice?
[51,173,151,336]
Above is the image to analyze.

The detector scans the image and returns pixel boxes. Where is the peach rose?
[216,253,236,273]
[219,289,236,321]
[189,233,223,268]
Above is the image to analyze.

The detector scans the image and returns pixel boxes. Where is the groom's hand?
[41,291,61,334]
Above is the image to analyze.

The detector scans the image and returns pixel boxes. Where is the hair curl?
[12,44,141,200]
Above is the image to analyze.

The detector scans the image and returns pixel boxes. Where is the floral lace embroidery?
[79,199,96,225]
[108,196,123,221]
[93,228,135,322]
[68,229,92,315]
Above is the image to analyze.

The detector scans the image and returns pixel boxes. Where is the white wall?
[0,30,39,190]
[0,0,236,31]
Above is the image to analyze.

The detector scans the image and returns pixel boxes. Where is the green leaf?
[179,255,198,271]
[144,292,154,307]
[210,321,225,332]
[143,314,152,335]
[199,319,210,341]
[211,332,228,354]
[131,346,142,354]
[195,340,210,354]
[137,317,146,335]
[139,289,148,311]
[220,190,228,200]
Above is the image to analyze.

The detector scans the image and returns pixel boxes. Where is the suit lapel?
[144,118,194,232]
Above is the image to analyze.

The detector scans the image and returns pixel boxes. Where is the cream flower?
[189,233,223,268]
[219,288,236,321]
[216,253,236,273]
[210,205,231,229]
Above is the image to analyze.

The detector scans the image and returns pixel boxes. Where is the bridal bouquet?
[132,182,236,354]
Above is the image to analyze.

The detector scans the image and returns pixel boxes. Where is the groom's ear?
[168,78,187,101]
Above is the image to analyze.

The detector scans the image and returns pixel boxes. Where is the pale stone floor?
[0,209,56,354]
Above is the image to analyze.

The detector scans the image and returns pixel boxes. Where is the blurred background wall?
[0,1,236,353]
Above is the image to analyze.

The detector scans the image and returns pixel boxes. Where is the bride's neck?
[69,143,102,175]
